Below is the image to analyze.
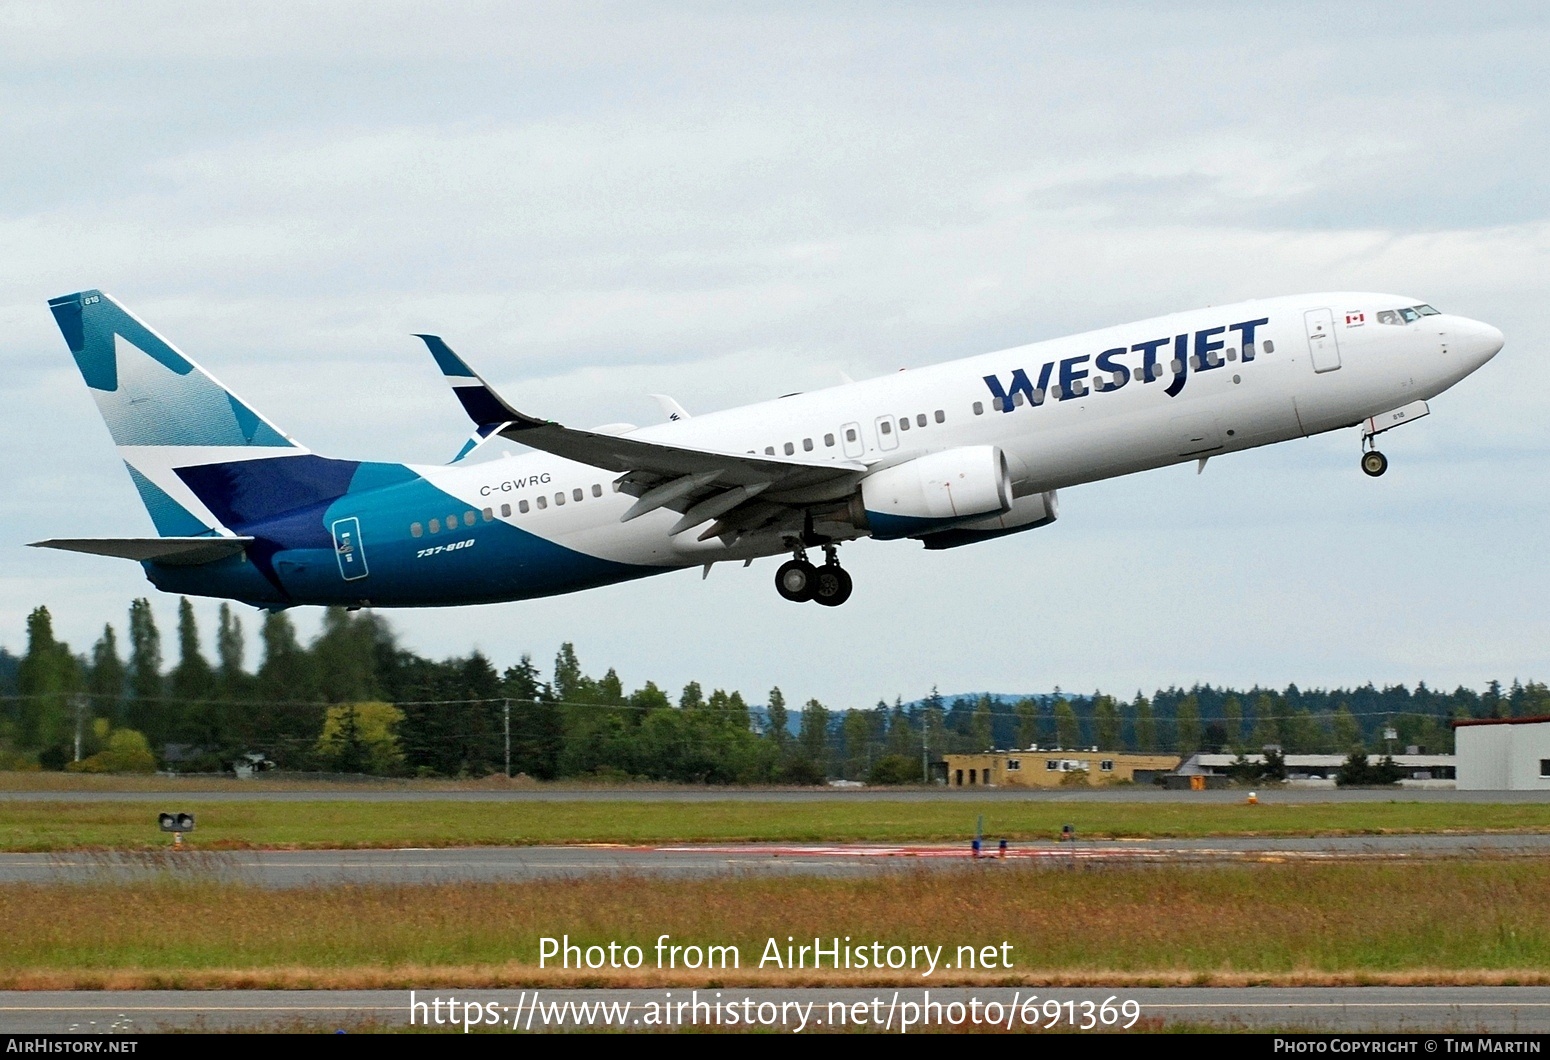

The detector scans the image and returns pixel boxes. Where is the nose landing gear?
[774,546,852,606]
[1361,444,1388,478]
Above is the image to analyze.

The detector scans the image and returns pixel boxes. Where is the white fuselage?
[411,292,1503,571]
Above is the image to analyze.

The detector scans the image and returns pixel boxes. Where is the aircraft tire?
[1361,450,1388,477]
[812,565,853,607]
[775,559,817,602]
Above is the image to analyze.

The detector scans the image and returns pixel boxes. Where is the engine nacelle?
[917,489,1059,550]
[860,445,1012,540]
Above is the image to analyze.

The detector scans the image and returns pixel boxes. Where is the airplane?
[33,290,1503,609]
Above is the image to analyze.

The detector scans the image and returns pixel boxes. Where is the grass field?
[2,860,1548,989]
[2,798,1550,851]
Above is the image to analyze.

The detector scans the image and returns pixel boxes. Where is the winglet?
[414,334,538,429]
[649,394,691,422]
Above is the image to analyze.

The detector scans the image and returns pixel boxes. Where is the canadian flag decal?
[1345,311,1366,326]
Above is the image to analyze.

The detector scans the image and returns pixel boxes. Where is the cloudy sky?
[2,2,1546,708]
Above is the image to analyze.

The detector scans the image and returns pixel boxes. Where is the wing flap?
[29,537,253,566]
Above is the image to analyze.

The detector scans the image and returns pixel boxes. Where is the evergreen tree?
[1014,698,1038,749]
[1333,704,1362,751]
[841,709,872,779]
[797,698,830,777]
[253,611,320,764]
[312,607,383,703]
[1054,697,1079,748]
[165,599,220,753]
[765,687,789,746]
[1133,694,1156,752]
[970,696,993,751]
[169,598,215,702]
[553,643,583,704]
[1175,694,1202,753]
[1250,692,1280,749]
[1222,694,1244,749]
[125,598,162,739]
[216,604,245,688]
[1093,694,1120,750]
[17,606,78,754]
[501,654,561,778]
[87,624,126,726]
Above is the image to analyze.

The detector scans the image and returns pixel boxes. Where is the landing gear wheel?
[1361,450,1388,477]
[812,565,853,607]
[775,559,817,602]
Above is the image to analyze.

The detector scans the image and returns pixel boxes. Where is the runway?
[4,833,1549,886]
[3,987,1549,1033]
[2,785,1546,803]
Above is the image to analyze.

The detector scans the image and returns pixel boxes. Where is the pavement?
[4,987,1550,1033]
[3,833,1549,886]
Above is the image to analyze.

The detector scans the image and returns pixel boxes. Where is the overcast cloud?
[2,2,1547,707]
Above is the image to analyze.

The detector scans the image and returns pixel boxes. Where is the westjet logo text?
[984,316,1270,410]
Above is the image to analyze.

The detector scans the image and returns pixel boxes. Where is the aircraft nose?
[1454,317,1505,368]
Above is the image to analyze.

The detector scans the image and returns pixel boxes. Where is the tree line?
[1,597,1540,780]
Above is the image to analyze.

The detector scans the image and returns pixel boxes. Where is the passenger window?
[765,446,775,455]
[1050,384,1063,400]
[447,514,458,529]
[1263,340,1275,354]
[824,433,835,447]
[536,496,547,510]
[973,401,984,415]
[518,500,530,514]
[1226,347,1237,361]
[501,503,512,517]
[1013,391,1025,407]
[934,410,944,423]
[916,413,927,427]
[555,492,565,506]
[803,438,813,451]
[429,518,440,534]
[783,441,794,455]
[879,421,892,435]
[410,522,423,538]
[1170,360,1183,374]
[991,396,1003,411]
[845,427,858,442]
[482,508,493,522]
[898,418,910,430]
[464,511,476,527]
[592,484,602,497]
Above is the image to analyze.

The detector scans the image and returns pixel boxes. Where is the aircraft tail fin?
[48,290,311,536]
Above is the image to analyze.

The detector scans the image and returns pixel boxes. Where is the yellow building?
[942,750,1180,788]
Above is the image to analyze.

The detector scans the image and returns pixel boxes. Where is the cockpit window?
[1377,305,1437,325]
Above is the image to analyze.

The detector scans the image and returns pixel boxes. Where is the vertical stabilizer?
[48,290,310,535]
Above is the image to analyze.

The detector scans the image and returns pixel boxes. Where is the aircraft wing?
[416,335,866,539]
[29,537,254,566]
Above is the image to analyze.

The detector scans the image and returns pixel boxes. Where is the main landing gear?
[775,546,853,606]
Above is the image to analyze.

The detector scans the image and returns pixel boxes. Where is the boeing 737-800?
[34,290,1502,609]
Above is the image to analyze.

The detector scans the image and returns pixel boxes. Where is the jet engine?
[859,445,1012,540]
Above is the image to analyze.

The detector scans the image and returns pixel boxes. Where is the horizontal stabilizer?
[29,536,253,566]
